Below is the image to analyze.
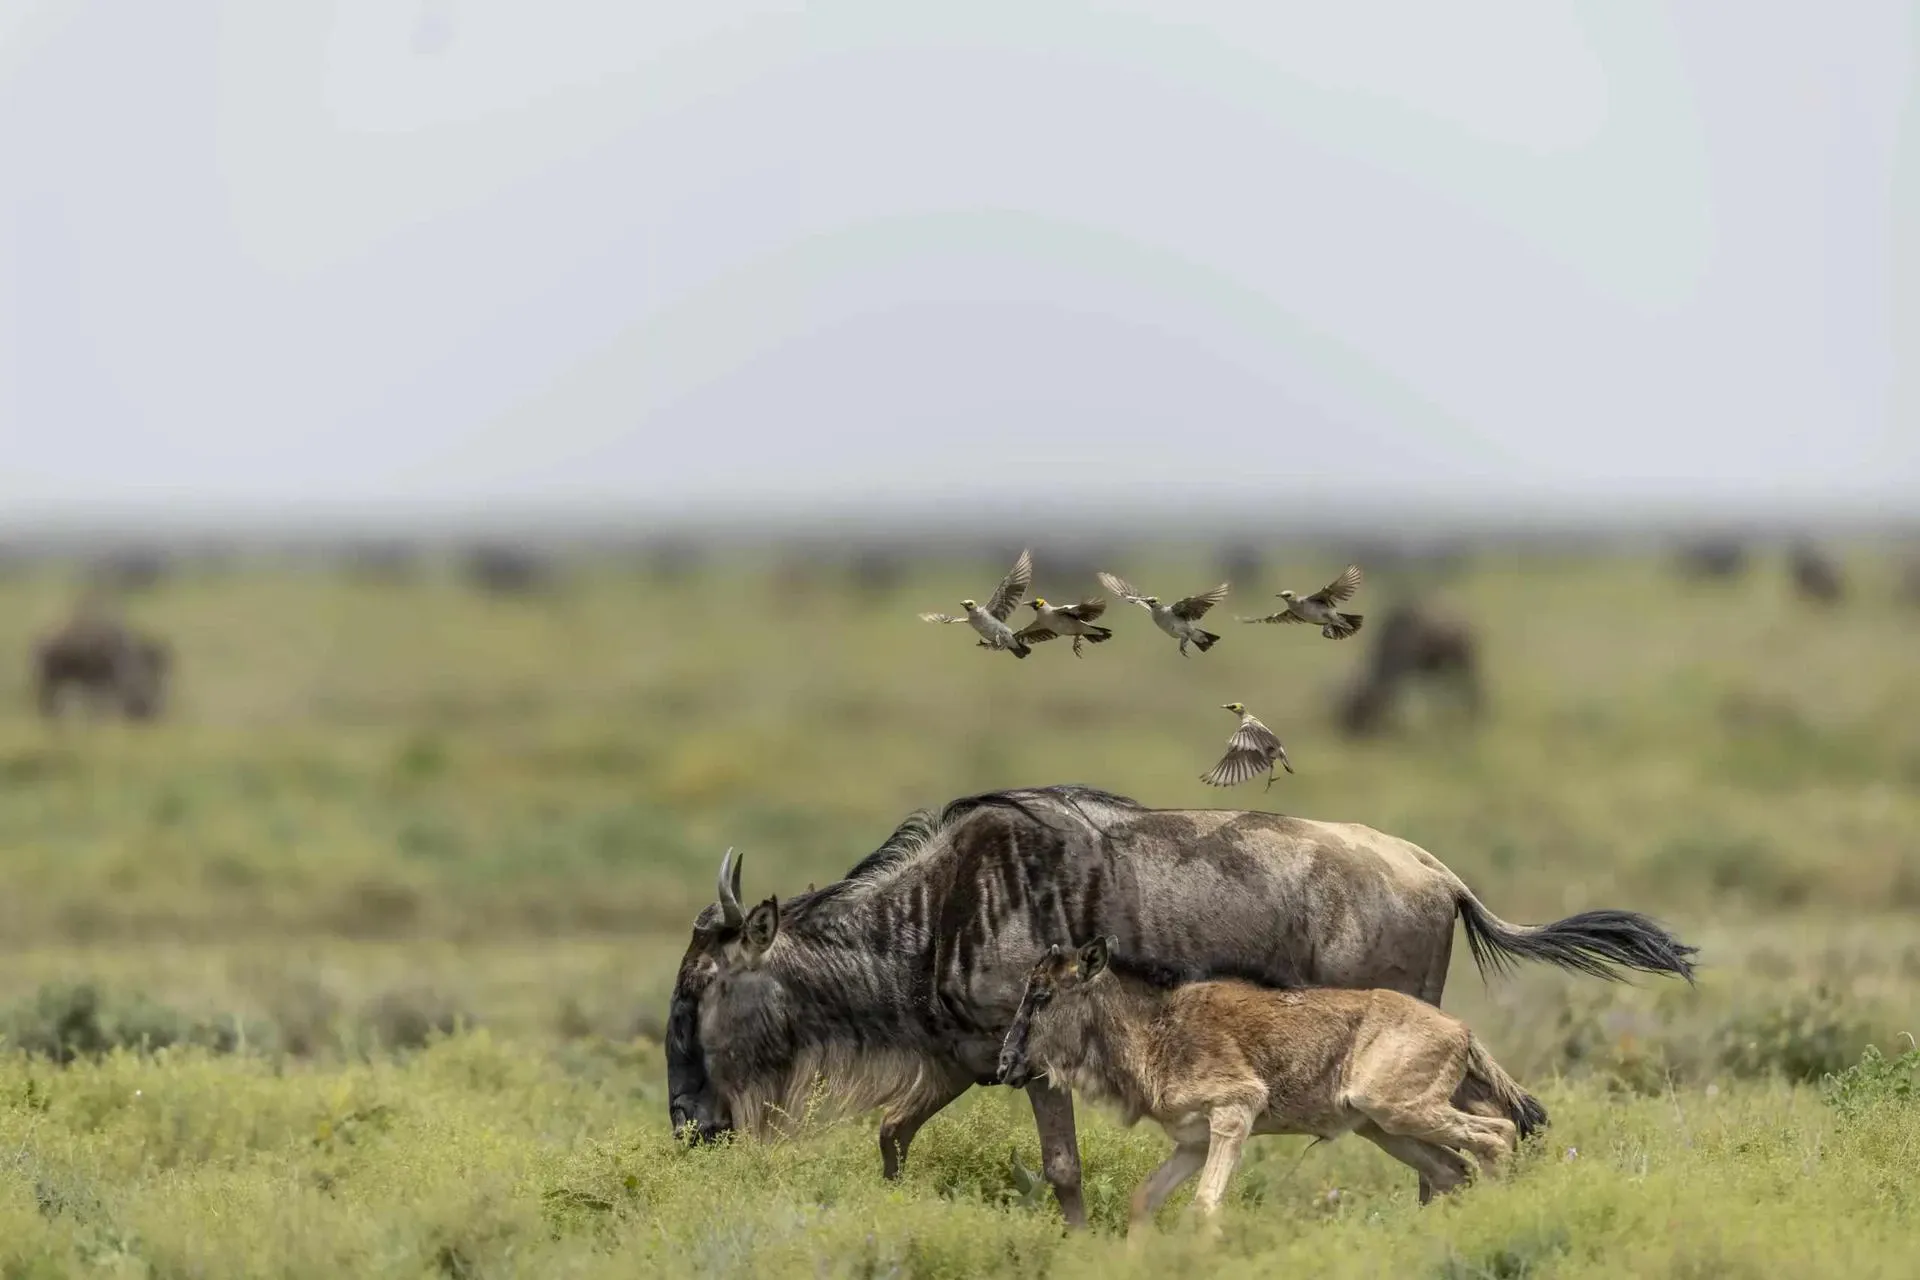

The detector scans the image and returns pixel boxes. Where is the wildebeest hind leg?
[1027,1083,1088,1228]
[1189,1103,1257,1220]
[878,1073,971,1179]
[1354,1121,1469,1202]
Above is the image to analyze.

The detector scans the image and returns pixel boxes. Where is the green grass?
[1,544,1918,1275]
[1,1036,1916,1278]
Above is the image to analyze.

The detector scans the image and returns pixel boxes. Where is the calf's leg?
[1411,936,1455,1205]
[1027,1083,1087,1228]
[1353,1076,1516,1183]
[1189,1104,1257,1219]
[1128,1141,1208,1234]
[1353,1121,1469,1202]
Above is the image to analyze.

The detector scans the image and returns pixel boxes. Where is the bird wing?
[1237,610,1307,625]
[1229,716,1284,754]
[1015,624,1063,643]
[918,612,964,624]
[1096,571,1147,604]
[984,548,1034,621]
[1308,563,1363,606]
[1057,597,1108,622]
[1200,746,1272,787]
[1171,583,1231,620]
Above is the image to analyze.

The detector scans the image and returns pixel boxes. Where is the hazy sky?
[1,1,1915,526]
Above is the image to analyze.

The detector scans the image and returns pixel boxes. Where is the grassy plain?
[1,541,1917,1277]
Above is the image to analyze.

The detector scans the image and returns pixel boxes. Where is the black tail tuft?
[1458,897,1698,985]
[1462,1037,1550,1140]
[1511,1090,1549,1140]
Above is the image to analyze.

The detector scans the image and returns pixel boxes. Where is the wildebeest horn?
[716,847,745,928]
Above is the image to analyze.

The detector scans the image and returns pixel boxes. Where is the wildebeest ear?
[1077,936,1110,978]
[743,896,780,956]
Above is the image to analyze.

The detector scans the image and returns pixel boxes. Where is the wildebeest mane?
[941,784,1141,840]
[822,785,1142,896]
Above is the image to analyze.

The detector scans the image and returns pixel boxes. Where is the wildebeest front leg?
[1129,1141,1207,1236]
[1026,1083,1087,1228]
[878,1076,971,1179]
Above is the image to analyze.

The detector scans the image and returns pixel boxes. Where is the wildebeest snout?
[994,1036,1033,1089]
[669,1094,731,1145]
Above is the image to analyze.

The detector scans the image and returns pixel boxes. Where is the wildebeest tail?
[1462,1035,1547,1139]
[1455,891,1697,985]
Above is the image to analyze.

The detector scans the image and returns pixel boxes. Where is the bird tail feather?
[1191,630,1220,651]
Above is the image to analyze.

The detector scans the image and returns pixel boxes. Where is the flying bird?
[1200,702,1294,790]
[1096,572,1227,656]
[1016,596,1113,657]
[1240,564,1364,639]
[919,548,1035,658]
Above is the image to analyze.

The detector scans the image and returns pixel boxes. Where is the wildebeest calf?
[995,937,1545,1232]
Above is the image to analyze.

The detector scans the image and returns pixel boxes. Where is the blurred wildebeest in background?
[89,547,169,593]
[1214,541,1265,589]
[33,600,173,721]
[1337,601,1482,737]
[462,544,555,595]
[768,548,827,609]
[1899,554,1920,607]
[1673,538,1748,581]
[1026,544,1106,603]
[847,545,908,603]
[1788,542,1844,604]
[341,540,419,584]
[644,539,704,584]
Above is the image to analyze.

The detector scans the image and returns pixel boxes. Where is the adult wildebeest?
[666,785,1695,1225]
[1900,554,1920,607]
[1673,538,1749,581]
[1337,602,1482,737]
[462,544,555,595]
[1788,542,1844,604]
[33,610,173,721]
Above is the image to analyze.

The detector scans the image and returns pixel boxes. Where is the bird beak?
[1220,703,1235,710]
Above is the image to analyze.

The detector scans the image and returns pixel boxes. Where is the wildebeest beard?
[667,901,960,1143]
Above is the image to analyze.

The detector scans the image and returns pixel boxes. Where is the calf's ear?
[1076,936,1110,979]
[743,896,781,958]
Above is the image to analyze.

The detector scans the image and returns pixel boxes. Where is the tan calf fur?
[995,938,1546,1233]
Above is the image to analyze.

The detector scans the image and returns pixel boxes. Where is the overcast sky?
[1,1,1915,529]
